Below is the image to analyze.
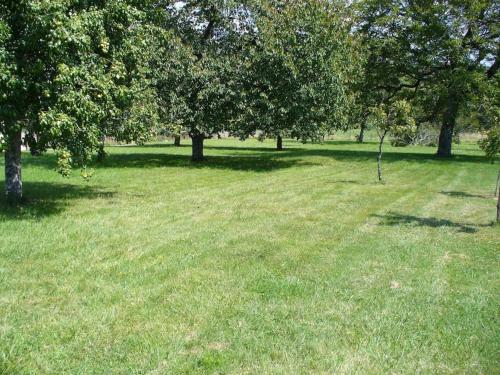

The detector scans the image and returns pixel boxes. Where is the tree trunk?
[497,191,500,223]
[191,134,204,161]
[377,131,387,181]
[174,135,181,147]
[96,134,106,163]
[276,135,283,151]
[5,131,22,203]
[437,97,458,157]
[494,170,500,197]
[358,123,365,143]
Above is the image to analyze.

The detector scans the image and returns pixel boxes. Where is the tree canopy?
[356,0,499,156]
[1,0,499,202]
[152,0,255,161]
[240,0,355,149]
[0,0,163,200]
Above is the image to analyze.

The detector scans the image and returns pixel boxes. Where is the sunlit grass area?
[1,138,498,373]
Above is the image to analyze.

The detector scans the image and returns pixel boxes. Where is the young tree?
[241,0,354,150]
[358,0,499,157]
[0,1,160,202]
[479,128,500,222]
[367,100,416,181]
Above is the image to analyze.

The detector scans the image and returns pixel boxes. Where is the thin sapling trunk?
[377,130,388,181]
[495,169,500,197]
[496,169,500,223]
[497,192,500,223]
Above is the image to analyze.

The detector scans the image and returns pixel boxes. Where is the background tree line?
[1,0,499,203]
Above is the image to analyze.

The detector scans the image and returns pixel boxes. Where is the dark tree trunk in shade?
[495,169,500,223]
[276,135,283,151]
[437,97,458,157]
[191,134,204,161]
[5,131,22,203]
[358,123,365,143]
[494,170,499,197]
[174,135,181,147]
[497,192,500,223]
[96,134,106,163]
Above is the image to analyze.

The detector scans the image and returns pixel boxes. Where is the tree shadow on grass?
[116,143,190,149]
[95,153,315,171]
[323,140,373,146]
[138,142,485,164]
[440,191,489,199]
[278,148,487,164]
[201,143,486,164]
[373,212,490,233]
[0,182,115,220]
[86,148,488,170]
[203,145,306,153]
[19,142,487,174]
[328,180,361,184]
[19,152,312,173]
[203,139,385,153]
[112,142,306,153]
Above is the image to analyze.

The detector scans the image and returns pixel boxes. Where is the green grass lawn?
[0,138,498,374]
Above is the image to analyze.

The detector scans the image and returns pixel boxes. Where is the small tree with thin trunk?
[367,100,416,181]
[496,167,500,223]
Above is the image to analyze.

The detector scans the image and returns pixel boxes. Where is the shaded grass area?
[0,182,115,220]
[0,138,498,374]
[373,212,488,233]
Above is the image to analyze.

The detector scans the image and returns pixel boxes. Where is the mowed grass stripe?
[0,138,498,374]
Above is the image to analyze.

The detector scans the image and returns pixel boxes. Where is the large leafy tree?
[241,0,354,150]
[358,0,499,157]
[0,0,160,202]
[155,0,254,161]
